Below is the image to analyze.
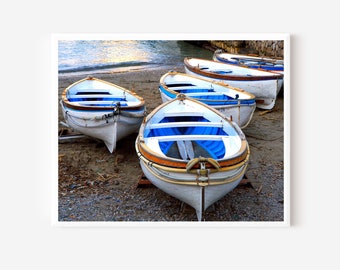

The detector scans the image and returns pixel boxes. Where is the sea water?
[58,40,214,74]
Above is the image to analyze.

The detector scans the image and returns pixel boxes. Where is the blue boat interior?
[165,82,230,100]
[164,83,255,105]
[145,116,228,160]
[199,67,233,74]
[67,91,128,107]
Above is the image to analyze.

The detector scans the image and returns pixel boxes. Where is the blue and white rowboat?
[135,94,249,221]
[159,71,256,129]
[184,57,283,110]
[213,50,284,75]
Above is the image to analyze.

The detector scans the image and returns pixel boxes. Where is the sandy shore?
[57,66,285,222]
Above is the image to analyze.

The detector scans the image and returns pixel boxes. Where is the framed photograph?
[52,33,290,226]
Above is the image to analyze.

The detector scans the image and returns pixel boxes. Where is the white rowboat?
[135,94,250,221]
[159,71,256,129]
[213,50,284,75]
[60,76,146,153]
[184,57,283,110]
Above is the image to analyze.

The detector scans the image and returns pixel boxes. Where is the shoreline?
[58,63,180,78]
[57,66,285,222]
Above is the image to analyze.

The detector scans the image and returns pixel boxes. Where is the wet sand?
[57,66,285,222]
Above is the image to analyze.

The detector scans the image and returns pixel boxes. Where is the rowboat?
[213,50,284,74]
[159,71,256,129]
[135,94,250,221]
[60,76,146,153]
[184,57,283,110]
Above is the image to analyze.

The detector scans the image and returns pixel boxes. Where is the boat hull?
[60,76,145,153]
[138,150,248,221]
[60,103,144,152]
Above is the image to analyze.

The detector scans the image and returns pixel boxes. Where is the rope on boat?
[239,102,256,129]
[112,115,117,152]
[63,103,121,128]
[186,157,220,172]
[186,157,221,185]
[135,139,250,186]
[140,155,248,187]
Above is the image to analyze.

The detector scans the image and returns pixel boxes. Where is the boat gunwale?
[61,76,145,112]
[137,136,249,169]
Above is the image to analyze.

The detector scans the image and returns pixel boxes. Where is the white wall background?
[1,1,338,269]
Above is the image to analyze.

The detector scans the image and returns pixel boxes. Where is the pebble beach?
[57,65,285,223]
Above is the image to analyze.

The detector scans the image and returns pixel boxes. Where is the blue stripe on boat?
[68,97,127,102]
[81,103,128,107]
[177,88,214,93]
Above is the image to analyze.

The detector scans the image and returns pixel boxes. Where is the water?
[58,40,214,74]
